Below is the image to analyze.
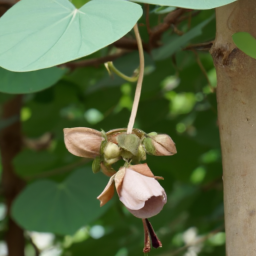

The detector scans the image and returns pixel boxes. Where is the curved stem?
[106,61,138,83]
[127,24,145,134]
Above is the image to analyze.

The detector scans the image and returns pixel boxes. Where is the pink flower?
[97,163,167,219]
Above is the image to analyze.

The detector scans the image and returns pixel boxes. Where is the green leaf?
[152,16,213,61]
[154,6,176,14]
[11,168,111,235]
[0,67,65,94]
[131,0,237,9]
[13,150,57,178]
[0,0,142,72]
[232,32,256,59]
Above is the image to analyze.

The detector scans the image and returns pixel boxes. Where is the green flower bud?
[137,144,146,161]
[104,157,120,165]
[92,156,101,174]
[104,142,121,159]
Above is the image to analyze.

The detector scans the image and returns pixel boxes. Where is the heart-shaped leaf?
[11,168,112,235]
[131,0,236,9]
[233,32,256,59]
[0,0,142,72]
[0,67,65,94]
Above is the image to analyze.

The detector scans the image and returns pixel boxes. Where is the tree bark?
[0,95,25,256]
[211,0,256,255]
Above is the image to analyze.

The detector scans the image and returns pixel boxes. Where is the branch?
[150,8,188,48]
[160,227,223,256]
[61,50,130,70]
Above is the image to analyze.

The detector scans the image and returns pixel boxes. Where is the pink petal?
[127,194,167,219]
[130,163,155,178]
[114,167,126,196]
[119,168,165,211]
[97,175,115,207]
[63,127,103,158]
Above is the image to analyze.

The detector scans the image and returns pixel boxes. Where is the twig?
[150,9,187,48]
[165,227,223,256]
[25,233,40,256]
[145,4,152,51]
[127,24,145,134]
[184,41,213,51]
[26,159,89,180]
[62,50,130,70]
[145,4,151,33]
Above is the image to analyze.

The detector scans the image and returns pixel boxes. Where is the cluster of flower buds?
[63,127,177,253]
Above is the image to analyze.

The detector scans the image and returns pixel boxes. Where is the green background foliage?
[0,1,227,256]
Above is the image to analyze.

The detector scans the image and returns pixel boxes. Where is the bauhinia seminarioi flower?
[97,163,167,219]
[63,127,103,158]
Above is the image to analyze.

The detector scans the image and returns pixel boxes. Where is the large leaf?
[11,168,112,235]
[152,16,213,61]
[131,0,237,9]
[232,32,256,59]
[13,149,58,178]
[0,67,65,94]
[0,0,142,72]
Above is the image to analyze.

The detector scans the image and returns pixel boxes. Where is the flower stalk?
[127,23,145,134]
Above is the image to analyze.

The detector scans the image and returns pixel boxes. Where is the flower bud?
[104,142,121,159]
[137,144,146,161]
[92,156,101,174]
[143,133,177,156]
[63,127,103,158]
[132,144,146,163]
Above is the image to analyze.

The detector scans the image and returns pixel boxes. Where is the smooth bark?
[211,0,256,255]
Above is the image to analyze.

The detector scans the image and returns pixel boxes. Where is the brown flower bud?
[63,127,103,158]
[143,133,177,156]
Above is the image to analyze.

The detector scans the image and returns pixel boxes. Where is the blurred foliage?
[0,4,224,256]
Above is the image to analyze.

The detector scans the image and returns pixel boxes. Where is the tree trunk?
[0,95,25,256]
[211,0,256,255]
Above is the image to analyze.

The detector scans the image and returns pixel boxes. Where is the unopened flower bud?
[63,127,103,158]
[132,144,146,163]
[104,142,121,159]
[92,156,101,174]
[143,133,177,156]
[137,144,146,161]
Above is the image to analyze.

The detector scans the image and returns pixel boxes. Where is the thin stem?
[142,219,151,253]
[106,61,138,83]
[127,24,145,134]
